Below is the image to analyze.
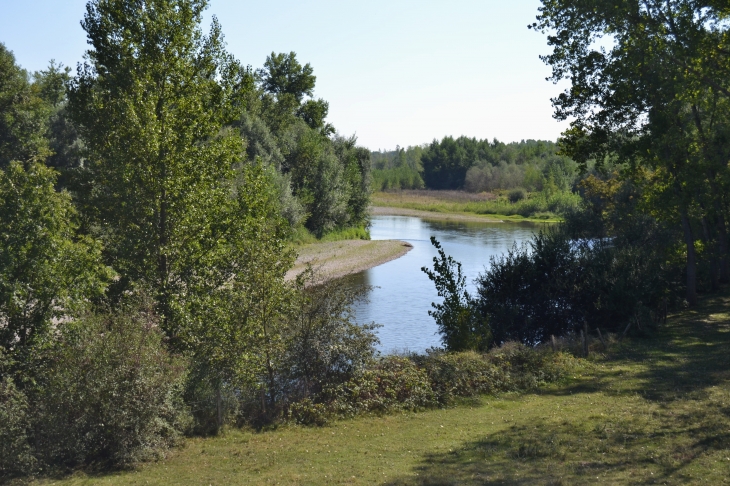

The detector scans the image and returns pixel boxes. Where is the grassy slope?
[372,190,564,223]
[38,292,730,485]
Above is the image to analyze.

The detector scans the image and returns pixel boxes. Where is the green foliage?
[0,44,52,167]
[417,350,504,404]
[68,0,270,341]
[507,187,526,203]
[535,0,730,305]
[258,51,316,104]
[475,190,581,219]
[371,145,425,190]
[422,237,490,351]
[0,362,35,477]
[282,273,379,403]
[288,344,575,425]
[475,211,680,346]
[289,225,370,245]
[30,295,190,469]
[0,162,110,362]
[419,345,574,405]
[372,165,424,190]
[420,137,575,191]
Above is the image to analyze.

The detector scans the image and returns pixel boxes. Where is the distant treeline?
[371,137,577,193]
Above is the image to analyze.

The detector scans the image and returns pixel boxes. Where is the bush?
[322,356,436,419]
[508,188,527,203]
[486,341,570,389]
[31,296,190,468]
[475,214,679,346]
[422,237,490,351]
[418,350,504,403]
[0,375,35,478]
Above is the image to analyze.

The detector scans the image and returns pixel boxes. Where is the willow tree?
[68,0,289,348]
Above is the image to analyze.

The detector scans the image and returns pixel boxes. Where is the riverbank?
[286,239,413,282]
[371,205,504,223]
[372,190,569,223]
[37,289,730,484]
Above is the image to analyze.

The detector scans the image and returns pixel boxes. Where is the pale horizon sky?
[0,0,569,151]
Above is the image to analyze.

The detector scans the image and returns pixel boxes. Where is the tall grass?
[290,225,370,245]
[373,189,581,220]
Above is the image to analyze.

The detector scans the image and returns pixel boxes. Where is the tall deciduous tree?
[0,44,52,168]
[0,162,110,362]
[67,0,283,345]
[534,0,730,305]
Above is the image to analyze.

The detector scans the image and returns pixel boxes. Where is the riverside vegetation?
[4,0,730,483]
[22,289,730,484]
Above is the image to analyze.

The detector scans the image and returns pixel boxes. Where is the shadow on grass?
[384,402,730,485]
[385,291,730,485]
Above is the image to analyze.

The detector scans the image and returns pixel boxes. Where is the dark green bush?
[31,297,190,468]
[0,375,35,478]
[507,187,527,203]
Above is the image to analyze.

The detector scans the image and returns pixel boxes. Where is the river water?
[341,215,538,353]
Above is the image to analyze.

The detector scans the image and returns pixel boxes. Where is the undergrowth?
[290,225,370,245]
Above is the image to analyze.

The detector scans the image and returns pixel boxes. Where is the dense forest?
[372,138,576,193]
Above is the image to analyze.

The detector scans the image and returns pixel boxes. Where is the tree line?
[372,137,578,194]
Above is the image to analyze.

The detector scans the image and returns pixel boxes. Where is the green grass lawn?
[36,292,730,485]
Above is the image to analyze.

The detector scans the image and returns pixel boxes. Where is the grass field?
[372,190,580,223]
[34,291,730,485]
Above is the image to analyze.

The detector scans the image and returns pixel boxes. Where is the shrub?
[422,237,490,351]
[325,356,436,418]
[507,188,527,203]
[418,350,504,404]
[31,296,190,468]
[486,341,570,389]
[0,375,35,477]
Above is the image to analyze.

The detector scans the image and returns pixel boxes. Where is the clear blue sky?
[0,0,568,151]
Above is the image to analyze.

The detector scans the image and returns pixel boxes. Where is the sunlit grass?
[33,289,730,485]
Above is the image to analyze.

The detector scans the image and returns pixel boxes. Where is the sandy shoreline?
[286,239,413,282]
[370,205,504,223]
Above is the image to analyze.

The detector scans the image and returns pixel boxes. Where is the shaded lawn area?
[35,292,730,485]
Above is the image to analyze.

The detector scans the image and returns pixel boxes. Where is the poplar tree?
[68,0,287,345]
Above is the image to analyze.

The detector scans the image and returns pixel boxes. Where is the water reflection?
[341,216,538,353]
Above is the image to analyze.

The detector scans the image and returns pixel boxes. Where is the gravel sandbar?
[286,239,413,282]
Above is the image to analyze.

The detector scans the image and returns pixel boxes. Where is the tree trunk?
[701,216,719,290]
[681,211,698,306]
[716,214,730,283]
[216,385,222,431]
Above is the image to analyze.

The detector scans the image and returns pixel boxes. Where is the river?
[341,215,539,353]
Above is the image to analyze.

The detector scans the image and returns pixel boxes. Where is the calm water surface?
[342,216,538,353]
